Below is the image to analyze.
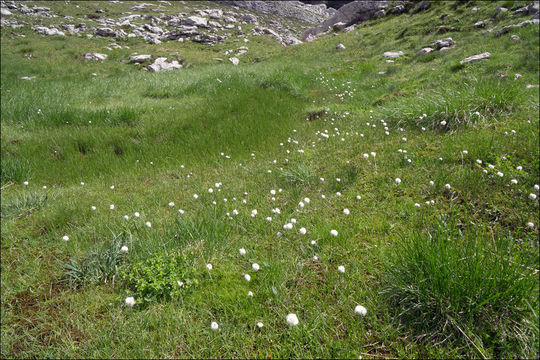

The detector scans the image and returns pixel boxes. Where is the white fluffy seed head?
[120,246,128,253]
[206,263,213,271]
[286,313,299,326]
[125,297,135,307]
[239,248,246,256]
[145,221,151,228]
[244,274,251,282]
[299,227,307,235]
[330,229,338,237]
[395,178,401,184]
[252,263,260,271]
[62,235,69,241]
[338,265,345,273]
[210,322,219,331]
[354,305,367,316]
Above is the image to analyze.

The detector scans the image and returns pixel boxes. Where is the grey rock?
[239,13,258,24]
[147,57,182,72]
[1,8,13,16]
[332,22,347,31]
[34,26,65,36]
[383,51,404,58]
[417,47,434,55]
[20,76,36,80]
[460,52,490,64]
[32,6,50,12]
[432,37,454,49]
[129,54,152,63]
[207,9,223,19]
[497,7,508,15]
[221,1,335,25]
[229,57,239,65]
[475,19,489,28]
[223,16,236,23]
[336,43,346,50]
[343,25,356,33]
[389,4,405,15]
[96,27,127,39]
[302,1,389,41]
[510,34,520,40]
[495,18,539,35]
[83,52,108,61]
[282,35,302,45]
[180,16,208,27]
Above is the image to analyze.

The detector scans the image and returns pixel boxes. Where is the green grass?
[1,0,539,358]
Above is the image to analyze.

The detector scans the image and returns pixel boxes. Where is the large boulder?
[34,26,65,36]
[301,1,389,41]
[432,37,454,49]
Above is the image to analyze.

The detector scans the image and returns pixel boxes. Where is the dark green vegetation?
[1,1,539,358]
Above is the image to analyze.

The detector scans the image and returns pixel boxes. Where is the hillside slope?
[1,1,539,358]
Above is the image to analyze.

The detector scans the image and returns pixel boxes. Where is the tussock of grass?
[381,79,521,130]
[382,218,539,358]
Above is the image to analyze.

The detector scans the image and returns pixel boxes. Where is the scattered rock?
[129,54,152,63]
[497,7,508,15]
[180,16,208,28]
[511,34,521,40]
[475,20,489,28]
[383,51,404,58]
[343,25,356,33]
[20,76,35,80]
[207,9,223,19]
[417,47,434,55]
[389,5,406,15]
[526,84,539,88]
[432,37,454,49]
[34,26,65,36]
[495,19,539,36]
[336,43,346,50]
[229,57,239,66]
[332,22,347,31]
[460,52,491,64]
[1,8,13,16]
[514,73,523,80]
[83,52,108,61]
[147,57,182,72]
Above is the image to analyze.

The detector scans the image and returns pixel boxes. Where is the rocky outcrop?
[147,57,182,72]
[217,1,336,25]
[301,1,389,41]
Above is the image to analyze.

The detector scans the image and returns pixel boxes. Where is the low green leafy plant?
[120,252,198,305]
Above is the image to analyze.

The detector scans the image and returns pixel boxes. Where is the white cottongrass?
[395,178,401,184]
[338,265,345,273]
[330,229,338,237]
[193,194,199,199]
[244,274,251,282]
[529,193,537,200]
[91,206,97,210]
[110,204,115,210]
[62,235,69,241]
[283,223,293,230]
[124,297,135,307]
[251,209,258,217]
[210,322,219,331]
[123,215,129,220]
[206,263,213,271]
[299,227,307,235]
[445,184,451,190]
[534,184,539,191]
[511,179,518,184]
[239,248,246,255]
[252,263,260,271]
[343,208,350,215]
[120,246,129,253]
[145,221,152,228]
[286,313,299,326]
[257,322,264,328]
[23,181,29,185]
[354,305,367,317]
[134,212,140,217]
[248,291,254,297]
[527,222,535,228]
[168,202,175,207]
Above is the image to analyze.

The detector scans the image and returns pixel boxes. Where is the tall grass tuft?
[1,156,31,185]
[381,79,520,130]
[381,218,538,358]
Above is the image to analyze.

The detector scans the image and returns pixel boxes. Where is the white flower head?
[256,322,264,328]
[252,263,260,271]
[354,305,367,316]
[299,227,307,235]
[145,221,151,228]
[445,184,451,190]
[286,313,299,326]
[206,263,213,271]
[395,178,401,184]
[248,291,254,297]
[91,206,97,210]
[210,322,219,331]
[330,229,338,237]
[239,248,246,255]
[120,246,129,253]
[168,202,175,207]
[244,274,251,282]
[134,212,140,217]
[530,193,537,200]
[62,235,69,241]
[125,296,135,307]
[110,204,115,210]
[343,208,350,215]
[338,265,345,273]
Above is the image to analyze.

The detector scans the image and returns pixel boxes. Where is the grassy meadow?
[1,1,539,358]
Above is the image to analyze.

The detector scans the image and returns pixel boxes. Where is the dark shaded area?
[300,1,354,9]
